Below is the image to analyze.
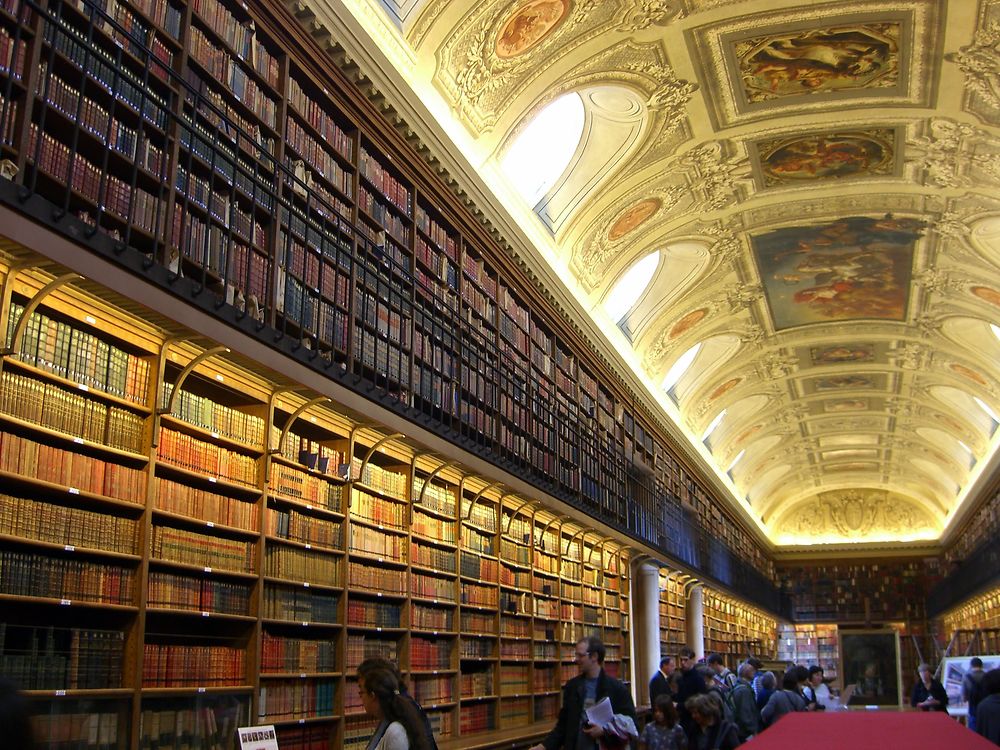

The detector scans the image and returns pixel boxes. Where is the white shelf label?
[303,582,310,588]
[376,592,382,597]
[77,383,89,392]
[64,545,75,552]
[302,622,309,627]
[298,719,305,725]
[68,487,80,495]
[306,505,313,511]
[60,599,71,606]
[202,611,210,618]
[376,627,382,632]
[299,673,306,679]
[204,567,212,574]
[211,432,219,439]
[209,477,218,484]
[73,437,83,444]
[197,687,206,694]
[304,544,311,550]
[55,690,66,696]
[207,522,215,528]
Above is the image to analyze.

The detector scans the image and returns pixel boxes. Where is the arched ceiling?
[302,0,1000,549]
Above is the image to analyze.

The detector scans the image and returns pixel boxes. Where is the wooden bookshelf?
[702,587,777,662]
[658,569,687,658]
[777,623,838,682]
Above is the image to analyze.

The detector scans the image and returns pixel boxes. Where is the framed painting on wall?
[840,628,902,706]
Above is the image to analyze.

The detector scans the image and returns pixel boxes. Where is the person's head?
[358,657,406,689]
[575,636,604,678]
[794,665,810,685]
[696,664,715,684]
[918,663,933,683]
[760,671,777,691]
[0,680,32,750]
[747,657,764,671]
[707,653,725,674]
[678,646,697,672]
[971,657,984,671]
[782,670,800,691]
[357,666,431,750]
[983,669,1000,696]
[686,693,721,729]
[808,666,824,686]
[739,662,756,682]
[653,694,678,727]
[659,655,674,676]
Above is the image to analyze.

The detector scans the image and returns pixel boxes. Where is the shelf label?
[299,673,306,679]
[302,622,309,627]
[64,545,75,553]
[376,627,382,632]
[202,611,210,617]
[197,687,206,694]
[204,567,212,574]
[73,437,83,444]
[303,582,309,588]
[376,592,382,597]
[298,720,305,725]
[211,432,219,439]
[77,383,89,392]
[60,599,71,606]
[306,505,313,511]
[207,522,215,528]
[68,487,80,495]
[209,477,218,484]
[55,690,66,697]
[304,544,311,550]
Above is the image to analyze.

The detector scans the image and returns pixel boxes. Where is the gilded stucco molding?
[773,490,939,541]
[944,3,1000,127]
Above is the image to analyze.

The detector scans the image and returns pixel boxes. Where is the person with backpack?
[686,693,740,750]
[964,657,987,731]
[730,663,759,742]
[760,670,806,728]
[699,666,733,725]
[707,654,738,691]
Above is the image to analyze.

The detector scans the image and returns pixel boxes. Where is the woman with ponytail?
[359,665,433,750]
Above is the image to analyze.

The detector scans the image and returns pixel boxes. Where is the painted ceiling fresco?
[297,0,1000,550]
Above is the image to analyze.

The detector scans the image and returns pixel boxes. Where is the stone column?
[634,561,662,706]
[686,583,705,659]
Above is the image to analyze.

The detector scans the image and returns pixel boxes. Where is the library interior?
[0,0,999,746]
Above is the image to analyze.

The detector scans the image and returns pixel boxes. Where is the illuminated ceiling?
[295,0,1000,549]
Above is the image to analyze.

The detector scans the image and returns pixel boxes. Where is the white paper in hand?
[585,696,614,727]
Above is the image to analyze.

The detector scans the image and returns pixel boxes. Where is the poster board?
[941,655,1000,715]
[237,725,279,750]
[839,629,902,706]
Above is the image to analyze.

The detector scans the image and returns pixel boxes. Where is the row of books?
[276,724,332,750]
[499,617,530,638]
[411,636,452,671]
[460,553,498,582]
[264,586,339,624]
[148,570,252,616]
[162,383,265,447]
[28,124,162,235]
[459,668,492,696]
[6,302,151,404]
[261,633,337,674]
[80,0,176,79]
[0,548,135,604]
[0,26,26,81]
[139,702,245,750]
[0,430,147,501]
[189,25,277,129]
[0,369,145,453]
[269,462,343,508]
[0,492,139,556]
[359,147,410,215]
[150,524,255,573]
[191,0,278,86]
[348,561,404,595]
[411,511,456,542]
[412,572,456,602]
[143,643,246,687]
[280,234,351,304]
[97,0,183,39]
[459,639,492,659]
[285,118,353,198]
[415,206,458,260]
[412,674,453,705]
[156,477,259,530]
[0,624,124,690]
[459,702,494,734]
[258,678,336,719]
[158,428,259,486]
[346,599,400,629]
[460,527,495,557]
[359,188,410,247]
[268,507,342,549]
[345,635,398,671]
[264,546,342,587]
[348,525,405,562]
[411,542,456,574]
[32,709,121,750]
[349,488,407,528]
[287,75,353,161]
[412,603,453,631]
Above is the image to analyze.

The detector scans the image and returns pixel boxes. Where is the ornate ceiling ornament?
[573,183,687,289]
[889,342,929,371]
[724,282,763,313]
[755,351,796,380]
[617,0,686,32]
[774,489,937,541]
[914,267,967,296]
[672,141,750,213]
[909,118,1000,188]
[737,320,767,348]
[944,17,1000,126]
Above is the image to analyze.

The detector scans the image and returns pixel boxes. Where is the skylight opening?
[992,323,1000,342]
[500,93,585,207]
[727,449,746,473]
[662,342,702,394]
[975,396,1000,424]
[604,251,659,326]
[702,409,726,442]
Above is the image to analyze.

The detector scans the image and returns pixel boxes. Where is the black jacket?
[976,694,1000,744]
[690,718,740,750]
[911,679,948,711]
[541,669,636,750]
[649,671,672,707]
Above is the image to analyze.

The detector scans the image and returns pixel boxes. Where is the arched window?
[500,93,585,207]
[603,251,659,332]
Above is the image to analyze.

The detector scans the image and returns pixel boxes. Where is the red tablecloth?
[749,711,996,749]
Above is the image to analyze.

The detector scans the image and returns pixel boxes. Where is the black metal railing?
[927,535,1000,617]
[0,0,782,612]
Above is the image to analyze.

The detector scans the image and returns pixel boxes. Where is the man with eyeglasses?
[530,635,636,750]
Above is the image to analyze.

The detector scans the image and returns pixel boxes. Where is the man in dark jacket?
[675,646,707,742]
[976,668,1000,745]
[531,635,636,750]
[650,656,675,707]
[964,657,987,731]
[731,661,759,741]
